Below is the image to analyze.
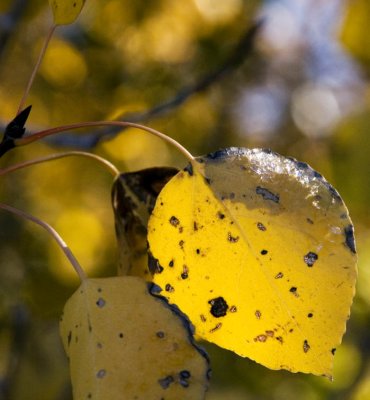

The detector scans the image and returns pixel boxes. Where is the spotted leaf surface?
[112,167,178,278]
[48,0,86,25]
[60,276,209,399]
[147,148,357,378]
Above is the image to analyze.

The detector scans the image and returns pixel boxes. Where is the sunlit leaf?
[112,167,178,278]
[60,276,209,399]
[48,0,86,25]
[147,147,357,378]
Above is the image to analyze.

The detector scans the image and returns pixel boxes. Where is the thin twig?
[15,120,196,163]
[0,21,262,149]
[0,203,87,282]
[0,150,120,177]
[17,24,56,115]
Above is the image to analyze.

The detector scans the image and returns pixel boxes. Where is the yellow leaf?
[147,148,357,378]
[112,167,178,278]
[48,0,86,25]
[60,276,209,399]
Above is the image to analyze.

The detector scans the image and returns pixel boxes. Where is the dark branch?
[0,21,262,150]
[0,0,28,59]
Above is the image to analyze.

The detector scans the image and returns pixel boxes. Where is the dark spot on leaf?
[275,272,284,279]
[306,218,314,224]
[156,331,165,338]
[193,221,198,231]
[180,370,191,379]
[260,249,268,255]
[255,310,261,319]
[209,323,222,333]
[217,211,225,219]
[165,284,174,292]
[228,232,239,243]
[344,225,356,253]
[181,265,189,279]
[254,334,267,342]
[67,331,72,346]
[169,216,180,227]
[96,369,106,379]
[331,348,336,355]
[169,260,174,267]
[230,306,237,313]
[307,313,313,318]
[304,252,318,267]
[209,297,229,317]
[158,375,175,389]
[96,298,105,308]
[179,379,189,388]
[303,340,310,353]
[289,287,297,293]
[257,222,266,231]
[266,330,274,337]
[256,186,279,203]
[327,185,342,202]
[200,314,206,322]
[276,336,283,344]
[179,240,185,249]
[196,248,200,254]
[97,342,103,349]
[119,333,124,338]
[179,370,191,387]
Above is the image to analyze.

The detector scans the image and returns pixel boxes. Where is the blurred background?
[0,0,369,398]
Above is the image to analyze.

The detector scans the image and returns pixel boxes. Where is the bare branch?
[0,21,262,150]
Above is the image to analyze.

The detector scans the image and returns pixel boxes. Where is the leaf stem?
[0,202,87,282]
[17,24,57,115]
[0,151,120,177]
[14,121,196,164]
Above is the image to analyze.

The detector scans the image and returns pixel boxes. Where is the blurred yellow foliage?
[0,0,369,398]
[341,0,370,66]
[101,128,172,170]
[49,208,105,283]
[39,38,88,88]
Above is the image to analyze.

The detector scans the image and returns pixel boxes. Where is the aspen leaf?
[60,276,209,399]
[48,0,86,25]
[112,167,178,278]
[147,148,357,378]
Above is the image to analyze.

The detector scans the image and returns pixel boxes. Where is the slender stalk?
[15,121,196,164]
[0,202,86,282]
[17,25,57,115]
[0,151,120,177]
